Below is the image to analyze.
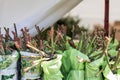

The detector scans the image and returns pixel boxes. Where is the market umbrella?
[0,0,83,37]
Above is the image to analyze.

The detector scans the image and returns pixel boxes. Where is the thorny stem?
[54,28,65,44]
[14,23,18,38]
[24,58,49,72]
[50,27,54,54]
[14,41,22,50]
[21,55,41,58]
[117,41,120,50]
[21,27,29,45]
[69,40,76,48]
[89,51,102,59]
[104,37,111,68]
[111,48,120,71]
[35,25,44,36]
[26,42,46,57]
[71,25,75,39]
[96,37,110,77]
[96,67,105,77]
[98,37,110,67]
[35,26,45,50]
[12,24,19,41]
[11,25,23,49]
[4,27,12,40]
[0,28,5,55]
[0,28,2,45]
[77,31,83,50]
[111,28,116,43]
[46,44,53,50]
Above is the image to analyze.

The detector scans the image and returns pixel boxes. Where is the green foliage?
[103,65,117,80]
[0,51,19,69]
[61,48,89,80]
[21,51,42,76]
[41,55,63,80]
[1,16,120,80]
[2,74,15,80]
[108,49,118,57]
[85,57,104,80]
[108,38,119,50]
[54,16,88,39]
[66,70,84,80]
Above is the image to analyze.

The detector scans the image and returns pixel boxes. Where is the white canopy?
[0,0,83,36]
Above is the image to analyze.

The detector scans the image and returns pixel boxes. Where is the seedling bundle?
[0,27,19,80]
[0,25,64,80]
[0,24,120,80]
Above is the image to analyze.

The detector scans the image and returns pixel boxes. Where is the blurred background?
[61,0,120,40]
[68,0,120,30]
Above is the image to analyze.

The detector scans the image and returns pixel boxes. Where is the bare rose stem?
[4,27,12,40]
[0,28,5,55]
[26,42,46,57]
[24,58,49,72]
[96,37,110,77]
[50,27,54,54]
[14,23,18,38]
[96,2,110,74]
[111,49,120,71]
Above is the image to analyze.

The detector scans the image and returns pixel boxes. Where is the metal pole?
[104,0,109,37]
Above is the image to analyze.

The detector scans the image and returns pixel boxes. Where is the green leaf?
[108,49,118,56]
[85,57,104,80]
[117,69,120,74]
[66,70,84,80]
[89,57,104,67]
[89,50,102,58]
[103,65,117,80]
[65,41,71,49]
[2,74,15,80]
[41,55,63,80]
[69,49,89,70]
[61,48,89,80]
[108,39,118,50]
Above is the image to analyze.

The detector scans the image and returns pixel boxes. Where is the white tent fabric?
[0,0,83,36]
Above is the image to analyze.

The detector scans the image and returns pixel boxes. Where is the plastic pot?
[0,51,19,80]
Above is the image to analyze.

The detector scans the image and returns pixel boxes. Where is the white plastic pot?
[20,51,41,80]
[0,51,19,80]
[41,54,63,80]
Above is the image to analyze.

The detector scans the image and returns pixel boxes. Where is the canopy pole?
[104,0,109,37]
